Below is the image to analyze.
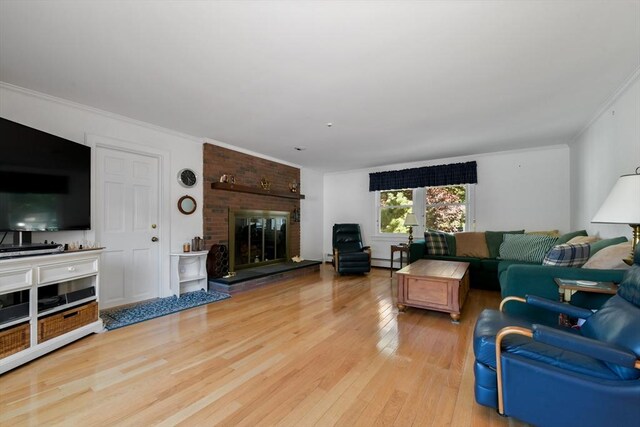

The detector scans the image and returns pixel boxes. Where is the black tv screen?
[0,118,91,232]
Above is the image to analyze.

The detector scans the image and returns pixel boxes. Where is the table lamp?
[404,213,419,244]
[592,168,640,265]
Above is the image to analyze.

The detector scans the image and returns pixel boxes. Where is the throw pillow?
[526,230,560,237]
[567,236,600,244]
[499,234,559,263]
[556,230,588,245]
[485,230,525,259]
[543,243,590,267]
[590,236,629,256]
[426,229,456,255]
[455,232,489,258]
[582,242,632,270]
[424,231,449,256]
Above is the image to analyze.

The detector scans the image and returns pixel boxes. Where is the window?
[425,185,468,232]
[378,189,413,234]
[376,184,474,236]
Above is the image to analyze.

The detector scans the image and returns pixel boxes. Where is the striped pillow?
[424,231,449,255]
[543,243,591,267]
[499,234,558,263]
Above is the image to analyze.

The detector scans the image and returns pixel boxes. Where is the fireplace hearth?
[229,209,290,272]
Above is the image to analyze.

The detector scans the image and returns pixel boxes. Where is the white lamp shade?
[592,173,640,224]
[404,213,419,227]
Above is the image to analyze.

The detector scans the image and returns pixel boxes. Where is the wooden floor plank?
[0,265,528,426]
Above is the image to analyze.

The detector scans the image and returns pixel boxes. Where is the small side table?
[390,244,410,276]
[170,251,209,296]
[554,278,618,302]
[554,278,617,327]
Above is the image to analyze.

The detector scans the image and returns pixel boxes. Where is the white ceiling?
[1,1,639,172]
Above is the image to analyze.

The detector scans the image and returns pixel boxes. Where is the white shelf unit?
[0,249,104,374]
[170,251,208,296]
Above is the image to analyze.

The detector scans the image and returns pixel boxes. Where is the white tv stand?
[0,249,104,374]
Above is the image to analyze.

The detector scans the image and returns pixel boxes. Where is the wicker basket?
[38,301,98,343]
[0,323,30,359]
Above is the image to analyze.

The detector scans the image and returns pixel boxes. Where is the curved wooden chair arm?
[499,296,526,312]
[495,326,533,415]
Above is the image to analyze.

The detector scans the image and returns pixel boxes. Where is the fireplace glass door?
[229,210,289,271]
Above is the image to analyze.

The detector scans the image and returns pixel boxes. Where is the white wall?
[0,84,206,296]
[300,167,324,261]
[15,70,634,275]
[0,84,204,252]
[570,71,640,240]
[0,83,326,294]
[323,146,571,264]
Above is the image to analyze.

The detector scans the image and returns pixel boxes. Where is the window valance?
[369,161,477,191]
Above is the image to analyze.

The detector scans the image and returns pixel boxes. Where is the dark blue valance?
[369,161,477,191]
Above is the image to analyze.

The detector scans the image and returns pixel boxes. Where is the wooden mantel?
[211,182,305,200]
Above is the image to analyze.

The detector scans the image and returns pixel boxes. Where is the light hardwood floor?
[0,265,528,426]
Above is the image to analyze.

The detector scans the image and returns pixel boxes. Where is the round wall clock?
[177,168,197,188]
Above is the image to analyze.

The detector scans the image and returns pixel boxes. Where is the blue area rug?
[100,290,230,331]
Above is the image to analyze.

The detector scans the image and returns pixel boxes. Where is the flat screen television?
[0,118,91,233]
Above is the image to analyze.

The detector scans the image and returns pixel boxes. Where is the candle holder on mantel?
[260,178,271,190]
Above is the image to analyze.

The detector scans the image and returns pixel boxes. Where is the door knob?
[151,237,159,242]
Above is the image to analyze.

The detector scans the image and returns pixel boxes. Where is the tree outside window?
[379,189,413,233]
[425,185,467,232]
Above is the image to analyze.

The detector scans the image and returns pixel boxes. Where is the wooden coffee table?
[396,259,470,322]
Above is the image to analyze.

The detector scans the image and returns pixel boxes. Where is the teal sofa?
[410,232,630,318]
[409,229,557,291]
[409,239,531,291]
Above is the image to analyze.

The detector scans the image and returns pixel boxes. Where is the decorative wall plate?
[178,195,197,215]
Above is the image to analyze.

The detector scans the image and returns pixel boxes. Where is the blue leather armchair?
[473,245,640,426]
[332,224,371,274]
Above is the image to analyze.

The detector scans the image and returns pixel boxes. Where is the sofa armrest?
[409,240,425,263]
[501,264,626,299]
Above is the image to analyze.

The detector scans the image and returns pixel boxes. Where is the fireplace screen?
[229,209,289,271]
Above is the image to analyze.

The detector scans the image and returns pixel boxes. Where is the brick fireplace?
[203,144,301,267]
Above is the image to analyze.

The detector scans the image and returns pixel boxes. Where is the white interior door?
[97,146,160,308]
